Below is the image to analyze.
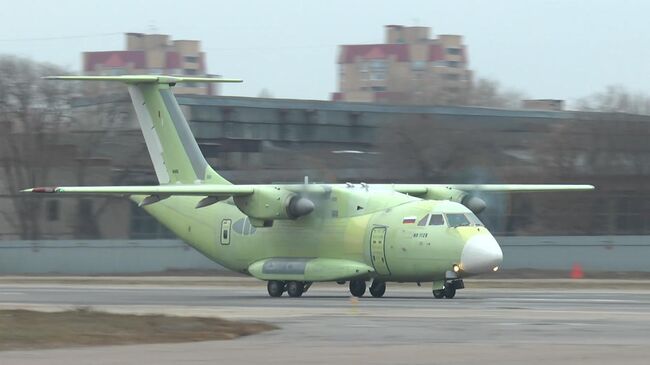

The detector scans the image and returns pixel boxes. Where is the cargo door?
[370,227,390,275]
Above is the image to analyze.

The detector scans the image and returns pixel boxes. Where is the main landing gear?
[369,280,386,298]
[348,279,386,298]
[267,280,312,298]
[349,279,366,297]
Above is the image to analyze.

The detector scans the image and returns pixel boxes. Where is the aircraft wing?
[22,185,254,197]
[392,184,594,195]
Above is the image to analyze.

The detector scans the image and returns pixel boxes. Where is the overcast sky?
[1,0,648,102]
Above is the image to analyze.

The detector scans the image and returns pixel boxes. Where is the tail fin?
[46,75,242,185]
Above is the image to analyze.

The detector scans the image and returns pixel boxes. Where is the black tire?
[267,280,284,297]
[349,279,366,297]
[443,286,456,299]
[287,281,305,297]
[432,289,445,299]
[369,280,386,298]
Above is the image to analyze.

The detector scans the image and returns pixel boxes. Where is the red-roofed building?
[83,33,217,96]
[334,25,472,105]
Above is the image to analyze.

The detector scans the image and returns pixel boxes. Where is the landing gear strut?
[349,279,366,297]
[369,280,386,298]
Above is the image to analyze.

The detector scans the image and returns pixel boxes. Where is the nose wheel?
[432,287,456,299]
[433,279,462,299]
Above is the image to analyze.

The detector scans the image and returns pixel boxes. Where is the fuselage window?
[446,213,470,227]
[418,214,430,226]
[429,214,444,225]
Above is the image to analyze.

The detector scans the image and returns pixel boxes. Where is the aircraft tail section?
[46,75,242,185]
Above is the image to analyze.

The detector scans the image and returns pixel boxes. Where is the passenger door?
[370,226,391,275]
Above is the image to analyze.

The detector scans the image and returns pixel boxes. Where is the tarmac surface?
[1,279,650,364]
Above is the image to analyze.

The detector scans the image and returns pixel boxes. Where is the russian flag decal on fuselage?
[402,216,417,224]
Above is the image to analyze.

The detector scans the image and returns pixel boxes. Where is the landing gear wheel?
[369,280,386,298]
[349,279,366,297]
[267,280,284,297]
[286,281,305,297]
[443,286,456,299]
[432,290,445,299]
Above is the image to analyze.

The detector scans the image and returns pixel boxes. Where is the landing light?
[453,264,460,273]
[493,266,499,272]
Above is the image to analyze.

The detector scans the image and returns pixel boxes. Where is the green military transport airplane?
[24,75,594,299]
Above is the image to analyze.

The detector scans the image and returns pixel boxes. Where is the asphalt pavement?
[1,279,649,364]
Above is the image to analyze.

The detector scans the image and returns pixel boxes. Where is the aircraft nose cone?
[460,235,503,274]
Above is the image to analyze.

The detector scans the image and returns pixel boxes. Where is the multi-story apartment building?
[83,33,217,95]
[333,25,472,105]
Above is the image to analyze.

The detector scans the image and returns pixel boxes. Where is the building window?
[184,69,198,75]
[129,202,175,239]
[369,60,387,81]
[444,73,461,81]
[46,200,59,222]
[446,48,462,55]
[359,61,369,81]
[447,61,461,68]
[184,56,199,63]
[411,61,426,71]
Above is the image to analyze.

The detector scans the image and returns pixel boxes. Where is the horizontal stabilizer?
[22,185,254,197]
[43,75,243,84]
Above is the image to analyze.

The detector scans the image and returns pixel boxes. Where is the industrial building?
[1,92,648,240]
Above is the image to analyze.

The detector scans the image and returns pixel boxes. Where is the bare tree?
[378,115,499,182]
[0,55,74,239]
[575,85,650,115]
[466,77,526,109]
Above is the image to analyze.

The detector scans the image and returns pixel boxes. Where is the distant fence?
[0,236,648,275]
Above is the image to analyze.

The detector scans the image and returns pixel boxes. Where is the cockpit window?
[417,214,429,226]
[429,214,444,226]
[466,213,484,226]
[446,213,470,227]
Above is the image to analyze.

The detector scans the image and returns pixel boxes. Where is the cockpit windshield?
[466,212,484,226]
[445,213,484,227]
[446,213,470,227]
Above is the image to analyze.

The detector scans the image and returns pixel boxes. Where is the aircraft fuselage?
[136,185,503,283]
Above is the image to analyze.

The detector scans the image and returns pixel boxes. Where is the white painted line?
[488,297,642,303]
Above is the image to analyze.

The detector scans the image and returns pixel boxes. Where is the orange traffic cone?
[571,263,584,279]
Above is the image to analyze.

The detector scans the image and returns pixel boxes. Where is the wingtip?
[22,187,57,193]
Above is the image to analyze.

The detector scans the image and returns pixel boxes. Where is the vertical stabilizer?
[127,83,228,184]
[45,75,242,185]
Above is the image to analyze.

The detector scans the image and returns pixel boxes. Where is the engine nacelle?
[233,186,314,221]
[421,186,487,214]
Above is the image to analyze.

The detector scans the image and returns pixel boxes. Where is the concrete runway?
[1,280,650,364]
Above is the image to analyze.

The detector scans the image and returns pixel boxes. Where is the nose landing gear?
[432,279,464,299]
